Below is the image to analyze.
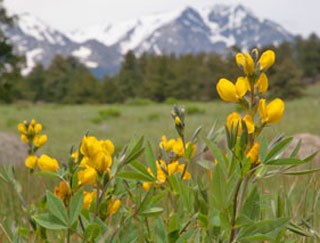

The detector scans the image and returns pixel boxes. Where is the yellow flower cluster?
[217,49,284,126]
[76,135,115,185]
[18,119,59,171]
[18,119,48,149]
[159,135,196,159]
[143,160,191,191]
[216,49,285,166]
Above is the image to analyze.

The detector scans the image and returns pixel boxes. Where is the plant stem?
[229,178,243,243]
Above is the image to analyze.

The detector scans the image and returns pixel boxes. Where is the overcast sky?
[4,0,319,37]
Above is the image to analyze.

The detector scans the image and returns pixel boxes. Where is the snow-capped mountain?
[5,4,294,77]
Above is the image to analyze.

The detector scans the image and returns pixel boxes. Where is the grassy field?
[0,84,319,162]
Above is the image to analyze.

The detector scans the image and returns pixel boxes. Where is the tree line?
[2,34,320,103]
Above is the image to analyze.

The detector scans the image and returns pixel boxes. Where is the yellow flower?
[247,143,260,165]
[186,142,197,158]
[80,136,101,158]
[258,98,285,124]
[159,136,175,151]
[175,116,182,126]
[167,161,179,175]
[107,199,121,216]
[142,181,153,191]
[54,181,71,201]
[78,167,97,185]
[227,112,255,135]
[33,134,48,148]
[34,123,43,133]
[17,123,27,134]
[178,164,191,180]
[236,52,255,76]
[89,152,113,174]
[21,134,29,143]
[255,73,268,93]
[83,191,97,209]
[156,161,167,183]
[216,77,249,102]
[258,50,275,71]
[25,154,38,169]
[37,154,59,172]
[172,138,184,157]
[71,151,79,163]
[100,139,115,155]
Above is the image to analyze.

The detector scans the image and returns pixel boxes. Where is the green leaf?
[138,187,155,213]
[303,151,318,163]
[33,213,67,230]
[178,178,192,213]
[116,171,155,182]
[46,191,68,226]
[140,207,164,217]
[283,167,320,176]
[125,136,145,164]
[237,218,290,240]
[265,158,306,166]
[69,189,84,225]
[145,141,157,177]
[287,223,313,237]
[264,137,293,162]
[197,160,215,170]
[204,139,227,171]
[35,171,60,179]
[290,139,301,158]
[241,186,260,221]
[85,223,101,242]
[258,136,268,162]
[211,163,226,209]
[239,234,274,241]
[129,161,155,181]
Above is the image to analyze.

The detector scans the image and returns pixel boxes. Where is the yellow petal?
[258,99,268,123]
[226,112,242,131]
[266,98,285,123]
[244,52,254,76]
[107,199,121,215]
[259,50,275,71]
[33,134,48,148]
[78,167,97,185]
[256,73,268,93]
[25,155,38,169]
[235,77,249,98]
[243,114,255,134]
[216,78,238,102]
[17,123,27,134]
[167,161,179,175]
[37,154,59,172]
[235,53,246,69]
[247,143,260,164]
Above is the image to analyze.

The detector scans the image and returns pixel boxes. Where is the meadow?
[0,83,319,161]
[0,83,319,242]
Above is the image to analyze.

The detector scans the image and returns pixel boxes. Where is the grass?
[0,84,319,161]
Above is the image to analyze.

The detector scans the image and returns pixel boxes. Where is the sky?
[4,0,320,37]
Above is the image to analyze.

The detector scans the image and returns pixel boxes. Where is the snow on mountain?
[5,4,294,77]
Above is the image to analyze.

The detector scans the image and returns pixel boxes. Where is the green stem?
[229,178,243,243]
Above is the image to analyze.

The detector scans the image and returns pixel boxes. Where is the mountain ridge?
[5,4,294,77]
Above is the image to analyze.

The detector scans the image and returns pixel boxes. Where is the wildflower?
[17,122,27,134]
[83,191,97,209]
[216,77,249,102]
[100,139,115,155]
[247,143,260,165]
[258,50,275,71]
[54,181,71,201]
[25,154,38,169]
[255,73,268,93]
[107,199,121,216]
[258,98,285,124]
[236,52,255,76]
[227,112,255,135]
[159,136,175,152]
[80,136,101,158]
[37,154,59,172]
[78,167,97,185]
[33,134,48,148]
[20,134,29,144]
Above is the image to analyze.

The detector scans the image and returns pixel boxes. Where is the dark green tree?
[0,1,23,103]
